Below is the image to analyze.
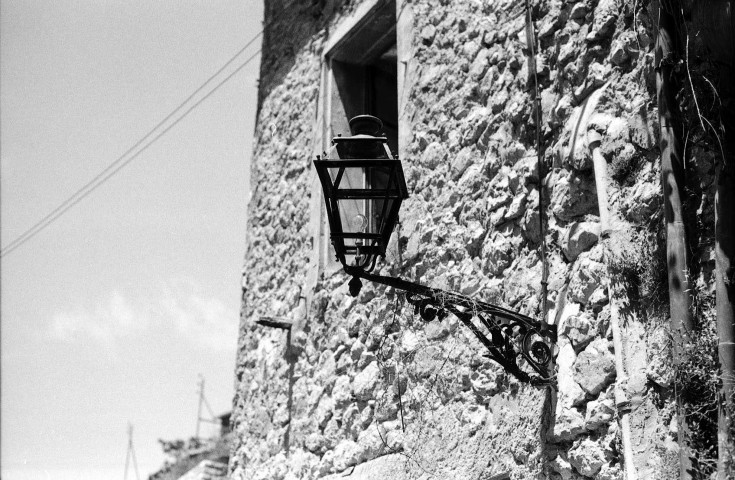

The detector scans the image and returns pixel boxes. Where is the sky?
[1,1,263,479]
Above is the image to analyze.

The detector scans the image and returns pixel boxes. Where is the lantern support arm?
[343,265,557,386]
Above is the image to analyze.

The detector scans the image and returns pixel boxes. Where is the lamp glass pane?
[336,165,366,216]
[367,165,391,234]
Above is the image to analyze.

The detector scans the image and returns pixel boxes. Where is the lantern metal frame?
[313,116,557,386]
[313,155,408,270]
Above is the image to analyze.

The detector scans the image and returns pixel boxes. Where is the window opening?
[328,0,397,152]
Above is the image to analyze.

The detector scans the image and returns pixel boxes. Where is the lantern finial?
[349,115,383,136]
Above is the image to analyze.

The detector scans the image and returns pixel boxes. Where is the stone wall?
[231,1,684,479]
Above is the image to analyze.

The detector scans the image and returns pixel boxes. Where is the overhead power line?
[1,35,263,258]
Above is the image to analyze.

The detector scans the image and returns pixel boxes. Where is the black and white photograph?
[2,1,735,479]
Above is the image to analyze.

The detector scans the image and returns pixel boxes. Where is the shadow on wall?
[257,0,337,114]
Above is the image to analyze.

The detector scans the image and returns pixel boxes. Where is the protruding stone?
[357,350,376,369]
[625,181,661,224]
[568,438,606,477]
[353,361,380,401]
[597,464,623,480]
[489,89,509,113]
[562,311,597,352]
[587,0,618,41]
[469,49,490,81]
[647,325,674,387]
[558,302,581,331]
[356,424,386,460]
[574,339,616,396]
[549,453,575,480]
[305,432,329,454]
[315,395,334,429]
[568,256,605,305]
[316,350,336,386]
[332,440,364,473]
[610,40,628,66]
[549,171,599,221]
[317,450,334,477]
[562,222,601,262]
[414,345,443,378]
[481,232,513,276]
[420,142,446,169]
[465,220,486,257]
[451,147,476,180]
[460,404,487,433]
[425,318,450,340]
[629,107,656,150]
[488,190,512,211]
[553,407,586,441]
[470,367,501,401]
[350,341,365,361]
[585,394,615,431]
[420,24,436,45]
[400,330,420,354]
[570,3,587,20]
[513,154,539,183]
[332,375,353,408]
[504,191,527,220]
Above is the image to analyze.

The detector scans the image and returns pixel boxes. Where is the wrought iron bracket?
[344,266,557,386]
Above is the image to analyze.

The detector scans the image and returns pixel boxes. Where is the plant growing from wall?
[371,294,476,473]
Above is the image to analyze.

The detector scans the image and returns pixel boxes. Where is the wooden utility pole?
[691,1,735,476]
[124,423,140,480]
[196,376,204,439]
[656,2,696,477]
[195,375,217,439]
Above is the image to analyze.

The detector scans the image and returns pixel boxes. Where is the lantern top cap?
[349,115,382,136]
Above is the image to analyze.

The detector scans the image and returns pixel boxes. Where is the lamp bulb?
[352,213,368,232]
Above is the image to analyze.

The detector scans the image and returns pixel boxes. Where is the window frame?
[308,0,411,287]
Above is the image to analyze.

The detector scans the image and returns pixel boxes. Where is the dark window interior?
[329,1,398,154]
[367,46,398,153]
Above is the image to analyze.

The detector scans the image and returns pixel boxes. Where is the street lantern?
[313,115,556,385]
[313,115,408,270]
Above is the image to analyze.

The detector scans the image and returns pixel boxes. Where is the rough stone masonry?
[231,0,685,478]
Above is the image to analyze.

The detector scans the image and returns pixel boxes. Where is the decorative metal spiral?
[530,339,552,365]
[342,266,557,385]
[520,329,553,377]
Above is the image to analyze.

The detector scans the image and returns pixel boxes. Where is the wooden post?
[656,2,696,477]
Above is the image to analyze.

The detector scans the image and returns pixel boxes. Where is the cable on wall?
[524,0,549,324]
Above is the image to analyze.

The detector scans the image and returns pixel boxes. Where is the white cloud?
[155,280,239,351]
[50,291,140,346]
[50,280,238,352]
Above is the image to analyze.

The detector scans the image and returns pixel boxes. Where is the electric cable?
[524,0,549,324]
[1,35,263,258]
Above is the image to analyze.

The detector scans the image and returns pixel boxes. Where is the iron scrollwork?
[344,266,557,386]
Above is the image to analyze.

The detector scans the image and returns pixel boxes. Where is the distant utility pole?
[124,423,140,480]
[195,374,217,439]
